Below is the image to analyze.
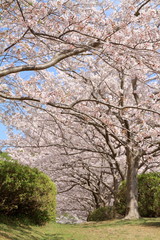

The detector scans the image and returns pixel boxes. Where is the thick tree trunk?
[124,149,140,220]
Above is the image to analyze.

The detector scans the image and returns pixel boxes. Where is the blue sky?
[0,123,7,140]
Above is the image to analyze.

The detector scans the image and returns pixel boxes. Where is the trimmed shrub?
[115,181,127,216]
[115,172,160,217]
[154,186,160,216]
[0,156,56,225]
[87,206,115,221]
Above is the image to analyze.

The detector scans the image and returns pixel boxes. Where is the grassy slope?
[0,218,160,240]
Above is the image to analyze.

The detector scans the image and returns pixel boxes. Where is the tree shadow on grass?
[141,221,160,228]
[82,218,160,229]
[81,219,134,228]
[0,214,67,240]
[0,232,12,239]
[0,223,66,240]
[0,230,66,240]
[41,233,65,240]
[0,214,33,231]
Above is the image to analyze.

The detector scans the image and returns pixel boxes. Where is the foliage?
[116,172,160,217]
[138,172,160,217]
[115,181,127,216]
[154,186,160,216]
[87,206,115,222]
[0,152,12,161]
[0,158,56,225]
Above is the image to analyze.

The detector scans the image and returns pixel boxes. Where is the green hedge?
[0,155,56,225]
[115,172,160,217]
[87,206,115,221]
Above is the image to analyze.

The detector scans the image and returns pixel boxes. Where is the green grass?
[0,216,160,240]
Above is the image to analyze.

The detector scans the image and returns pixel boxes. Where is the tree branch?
[71,99,160,115]
[0,41,100,78]
[134,0,151,16]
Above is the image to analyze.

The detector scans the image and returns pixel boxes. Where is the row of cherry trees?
[0,0,160,219]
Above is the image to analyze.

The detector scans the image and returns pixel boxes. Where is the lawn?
[0,218,160,240]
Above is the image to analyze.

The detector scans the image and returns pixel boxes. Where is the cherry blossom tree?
[0,0,160,219]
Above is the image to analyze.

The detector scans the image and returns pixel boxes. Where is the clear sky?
[0,123,7,140]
